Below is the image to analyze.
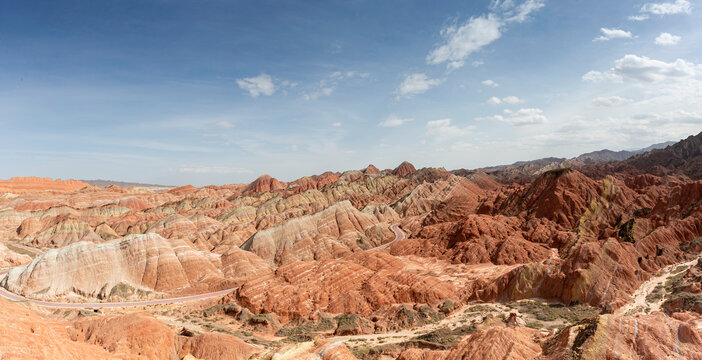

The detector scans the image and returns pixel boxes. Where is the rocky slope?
[240,200,392,267]
[0,242,32,267]
[1,148,702,359]
[1,234,227,300]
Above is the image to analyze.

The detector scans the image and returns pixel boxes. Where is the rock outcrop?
[1,234,226,300]
[0,243,31,267]
[393,161,417,177]
[236,251,456,322]
[241,200,392,267]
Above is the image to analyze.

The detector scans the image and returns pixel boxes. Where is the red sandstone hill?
[392,161,417,177]
[0,176,89,194]
[0,144,702,358]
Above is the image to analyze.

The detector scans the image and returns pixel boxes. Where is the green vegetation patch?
[572,317,600,358]
[275,317,335,337]
[543,168,573,178]
[350,343,402,360]
[617,219,636,243]
[465,304,492,314]
[526,321,544,329]
[662,292,702,313]
[334,314,366,334]
[681,237,702,251]
[202,304,241,318]
[645,284,665,303]
[109,282,137,298]
[410,325,476,348]
[506,301,599,324]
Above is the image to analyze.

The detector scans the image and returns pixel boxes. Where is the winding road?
[0,223,406,309]
[369,223,405,251]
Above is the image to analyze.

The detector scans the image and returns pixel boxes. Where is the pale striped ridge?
[598,260,620,306]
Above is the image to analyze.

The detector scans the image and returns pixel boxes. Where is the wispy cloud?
[426,118,475,139]
[486,96,524,105]
[477,108,547,125]
[655,32,681,45]
[395,73,443,98]
[379,115,413,127]
[482,79,500,87]
[629,0,692,20]
[215,120,235,129]
[592,96,633,107]
[237,74,277,97]
[427,0,545,70]
[641,0,691,15]
[593,28,633,42]
[583,54,700,83]
[304,71,369,100]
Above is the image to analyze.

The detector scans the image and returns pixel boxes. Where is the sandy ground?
[616,255,701,316]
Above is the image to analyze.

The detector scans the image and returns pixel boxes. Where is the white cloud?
[487,96,502,105]
[592,96,633,107]
[395,73,443,98]
[628,14,650,21]
[379,115,413,127]
[304,71,369,100]
[487,96,524,105]
[641,0,691,15]
[482,79,500,87]
[236,74,276,98]
[502,96,524,104]
[583,55,699,83]
[503,0,546,23]
[613,55,698,82]
[426,118,475,139]
[215,121,235,129]
[593,28,633,42]
[631,111,702,124]
[303,87,334,100]
[479,108,547,125]
[582,70,623,83]
[427,14,502,70]
[426,1,544,70]
[330,71,369,80]
[472,60,484,67]
[179,166,252,174]
[503,108,547,125]
[655,32,681,45]
[332,122,342,127]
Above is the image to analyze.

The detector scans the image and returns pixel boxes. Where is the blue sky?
[1,0,701,186]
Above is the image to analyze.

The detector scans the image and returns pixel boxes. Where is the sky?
[1,0,701,186]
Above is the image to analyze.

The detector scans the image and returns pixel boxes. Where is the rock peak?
[243,174,286,194]
[392,161,416,177]
[363,164,381,175]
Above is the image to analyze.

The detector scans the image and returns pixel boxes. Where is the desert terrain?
[1,132,702,359]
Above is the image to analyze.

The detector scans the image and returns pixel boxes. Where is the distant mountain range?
[80,137,692,188]
[625,132,702,179]
[575,141,677,163]
[451,139,680,183]
[80,179,172,188]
